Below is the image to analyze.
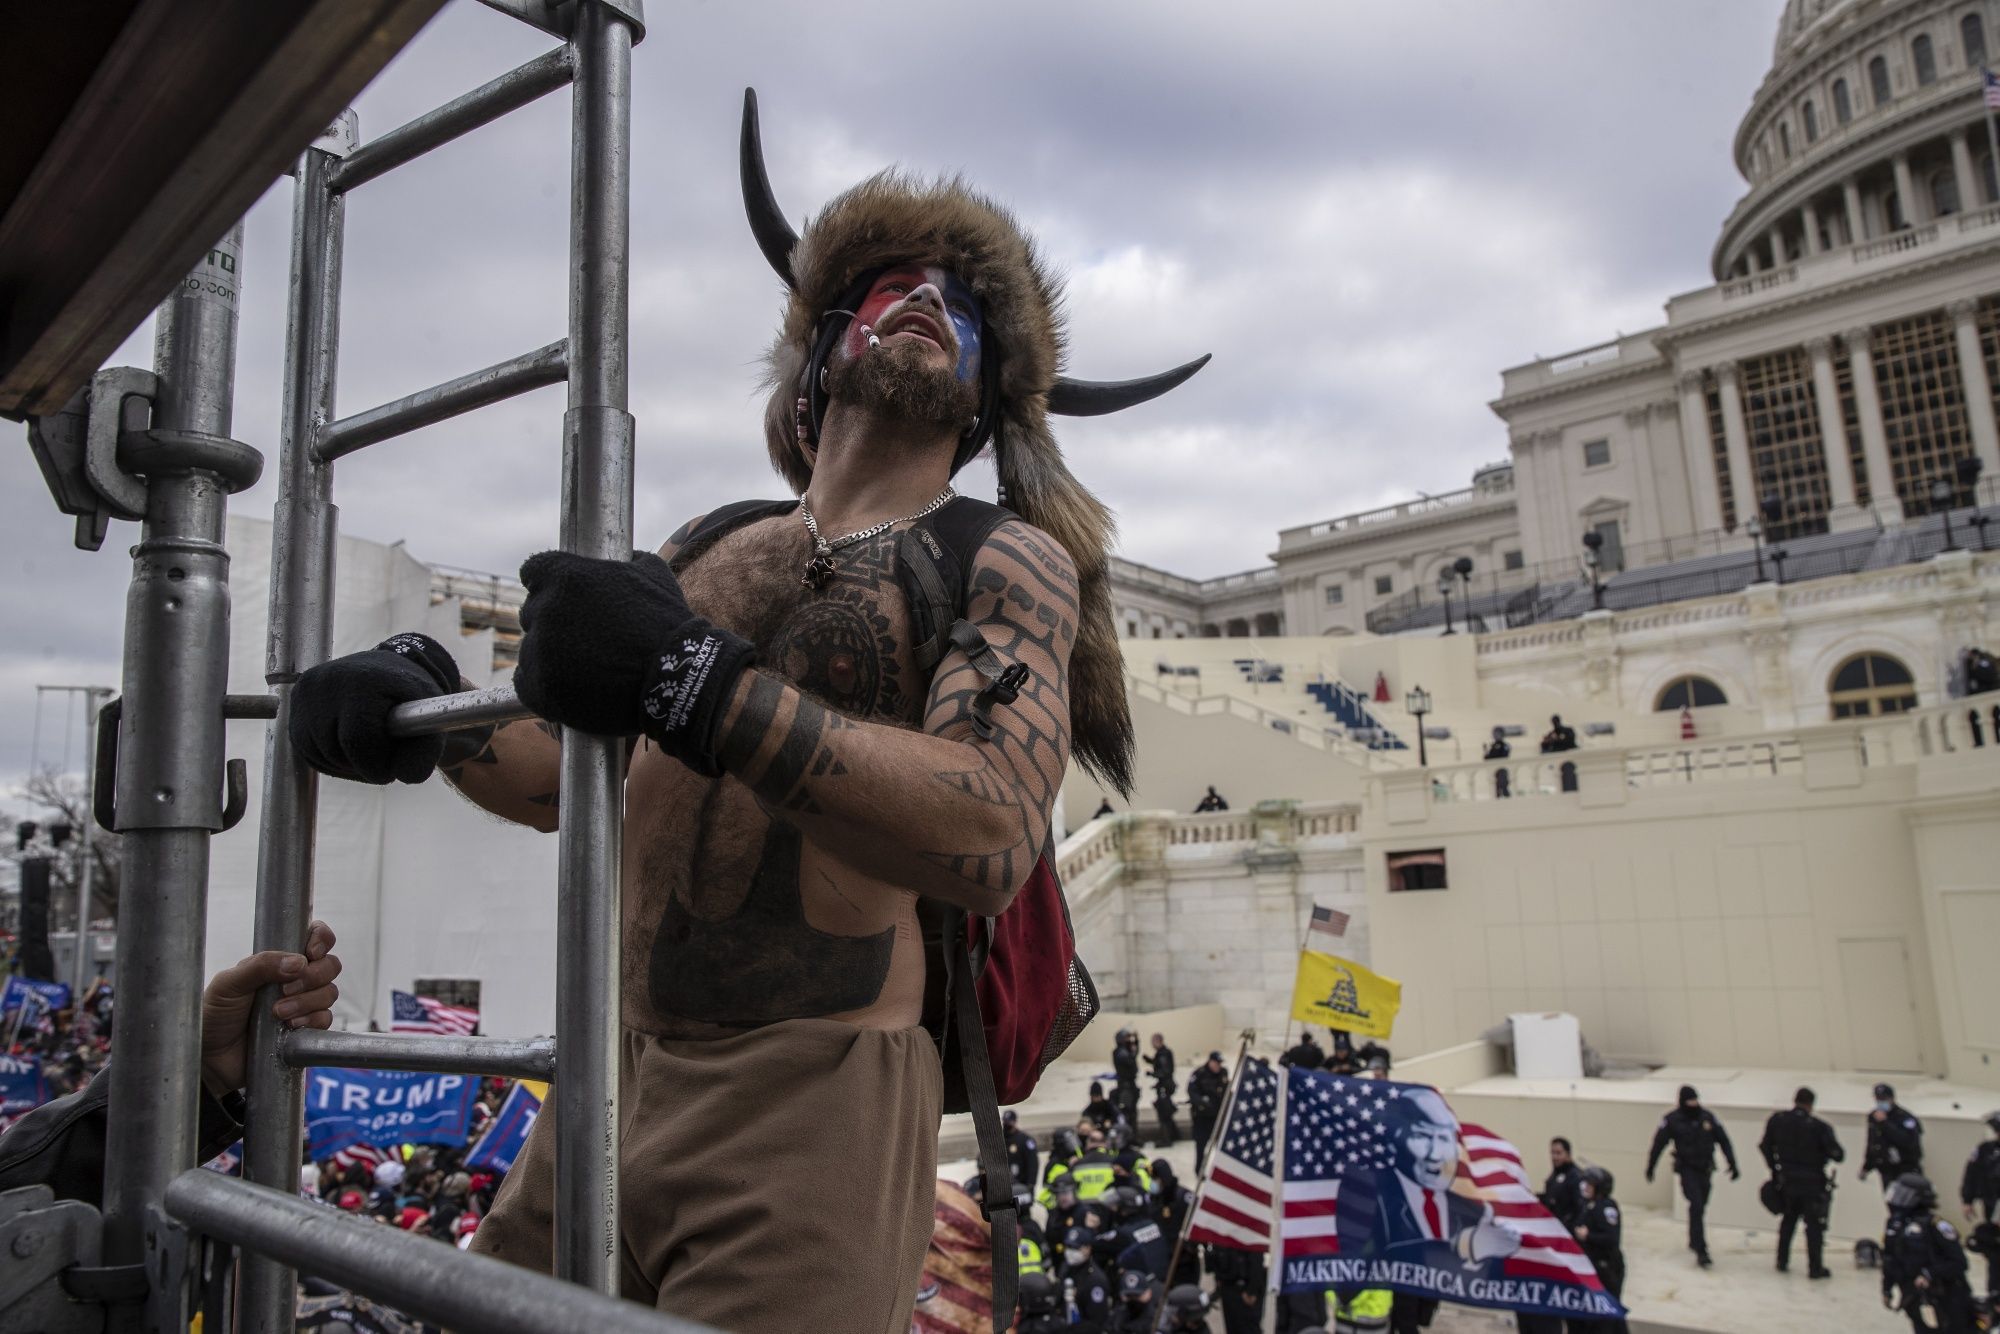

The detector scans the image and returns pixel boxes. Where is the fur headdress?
[740,91,1208,795]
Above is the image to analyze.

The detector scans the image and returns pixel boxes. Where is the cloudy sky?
[1,0,1785,811]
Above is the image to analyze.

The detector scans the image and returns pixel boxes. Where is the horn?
[1047,354,1212,417]
[740,88,799,289]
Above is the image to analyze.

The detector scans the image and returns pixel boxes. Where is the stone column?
[1952,130,1978,216]
[1893,151,1921,224]
[1843,177,1866,244]
[1768,224,1788,266]
[1949,298,2000,477]
[1746,244,1765,275]
[1802,200,1823,255]
[1678,369,1727,532]
[1714,360,1759,530]
[1806,336,1863,528]
[1845,325,1905,522]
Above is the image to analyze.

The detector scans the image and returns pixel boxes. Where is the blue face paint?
[848,264,983,383]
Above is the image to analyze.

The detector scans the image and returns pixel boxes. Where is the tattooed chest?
[681,528,924,726]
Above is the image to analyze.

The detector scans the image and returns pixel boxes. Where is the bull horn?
[740,88,799,289]
[1047,354,1212,416]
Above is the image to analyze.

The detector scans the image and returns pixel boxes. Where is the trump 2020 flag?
[1289,951,1400,1040]
[1188,1061,1625,1323]
[465,1081,542,1174]
[305,1069,479,1160]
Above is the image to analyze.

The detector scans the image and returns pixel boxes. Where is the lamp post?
[1581,531,1604,610]
[1771,547,1788,585]
[1406,684,1432,767]
[1437,569,1456,635]
[1746,515,1766,583]
[1933,476,1958,551]
[1453,555,1475,628]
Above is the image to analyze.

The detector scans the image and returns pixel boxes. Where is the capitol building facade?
[1115,0,2000,649]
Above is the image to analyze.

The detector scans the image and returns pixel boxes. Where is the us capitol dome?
[1721,0,1996,277]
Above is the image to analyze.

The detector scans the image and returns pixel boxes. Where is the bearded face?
[824,263,983,435]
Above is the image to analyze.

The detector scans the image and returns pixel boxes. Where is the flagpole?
[1152,1031,1253,1334]
[1260,1062,1290,1334]
[1280,908,1317,1057]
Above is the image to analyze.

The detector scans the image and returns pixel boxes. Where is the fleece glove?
[512,550,755,774]
[289,633,459,785]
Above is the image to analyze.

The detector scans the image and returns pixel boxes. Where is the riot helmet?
[1885,1172,1935,1212]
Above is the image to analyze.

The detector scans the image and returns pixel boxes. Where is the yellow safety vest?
[1069,1161,1116,1200]
[1018,1236,1046,1277]
[1331,1287,1392,1330]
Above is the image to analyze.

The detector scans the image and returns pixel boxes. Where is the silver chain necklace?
[799,486,957,589]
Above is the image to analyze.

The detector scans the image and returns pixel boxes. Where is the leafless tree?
[6,768,121,930]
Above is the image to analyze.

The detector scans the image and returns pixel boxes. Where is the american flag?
[1188,1063,1604,1292]
[329,1141,389,1173]
[390,990,479,1036]
[1186,1057,1279,1250]
[1308,904,1350,942]
[1985,68,2000,110]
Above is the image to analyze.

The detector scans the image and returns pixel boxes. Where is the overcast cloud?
[1,0,1784,812]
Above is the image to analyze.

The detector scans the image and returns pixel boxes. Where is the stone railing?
[1908,697,2000,760]
[1277,479,1512,547]
[1424,730,1813,805]
[1125,673,1394,769]
[1853,224,1938,263]
[1054,801,1361,899]
[1720,265,1798,300]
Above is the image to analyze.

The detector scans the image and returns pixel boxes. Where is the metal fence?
[12,3,727,1330]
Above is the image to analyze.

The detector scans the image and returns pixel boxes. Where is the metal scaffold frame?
[11,2,725,1329]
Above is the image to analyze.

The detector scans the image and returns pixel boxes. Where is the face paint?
[846,263,983,383]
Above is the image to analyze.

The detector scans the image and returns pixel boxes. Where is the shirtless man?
[285,98,1203,1332]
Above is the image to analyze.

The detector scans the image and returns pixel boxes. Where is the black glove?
[1729,1166,1741,1181]
[289,633,459,784]
[512,550,755,774]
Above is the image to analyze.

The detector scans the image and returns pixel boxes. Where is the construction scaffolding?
[10,1,723,1328]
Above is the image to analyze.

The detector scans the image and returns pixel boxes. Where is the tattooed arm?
[439,512,710,832]
[711,518,1074,916]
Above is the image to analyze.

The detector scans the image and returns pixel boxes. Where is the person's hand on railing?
[200,919,341,1096]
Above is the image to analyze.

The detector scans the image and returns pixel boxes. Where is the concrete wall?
[1362,738,1955,1082]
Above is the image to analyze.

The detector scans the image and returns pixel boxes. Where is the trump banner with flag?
[0,1054,48,1120]
[1289,951,1400,1040]
[1,976,70,1015]
[465,1081,542,1174]
[1188,1060,1624,1323]
[305,1068,479,1160]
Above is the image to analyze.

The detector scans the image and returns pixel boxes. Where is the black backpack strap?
[667,498,797,574]
[942,904,1018,1333]
[900,497,1013,671]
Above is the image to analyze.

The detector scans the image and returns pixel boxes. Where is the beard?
[825,337,978,437]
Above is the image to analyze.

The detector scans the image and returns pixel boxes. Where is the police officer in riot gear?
[1760,1085,1842,1277]
[1208,1243,1266,1334]
[1281,1027,1327,1070]
[1573,1166,1628,1334]
[1057,1224,1114,1332]
[1109,1269,1166,1333]
[1149,1033,1179,1147]
[1864,1083,1926,1191]
[1541,1137,1584,1231]
[1645,1084,1738,1267]
[1015,1272,1068,1334]
[1044,1170,1088,1239]
[1189,1051,1230,1171]
[1961,1111,2000,1305]
[1882,1173,1976,1333]
[1113,1028,1143,1132]
[1004,1108,1040,1192]
[1165,1282,1214,1333]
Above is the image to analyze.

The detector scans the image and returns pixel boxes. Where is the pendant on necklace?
[802,543,837,590]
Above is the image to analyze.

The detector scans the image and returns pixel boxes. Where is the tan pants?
[473,1019,942,1334]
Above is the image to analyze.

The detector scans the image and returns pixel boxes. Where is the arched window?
[1912,34,1937,85]
[1803,100,1819,142]
[1833,77,1853,124]
[1966,12,1988,67]
[1656,676,1729,710]
[1933,167,1962,216]
[1869,55,1893,105]
[1779,121,1793,159]
[1829,652,1918,717]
